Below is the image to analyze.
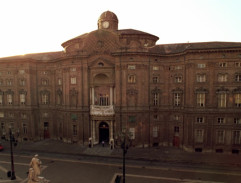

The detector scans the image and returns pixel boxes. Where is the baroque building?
[0,11,241,153]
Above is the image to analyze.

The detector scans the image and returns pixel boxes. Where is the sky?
[0,0,241,58]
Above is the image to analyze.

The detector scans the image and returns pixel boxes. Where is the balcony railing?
[90,105,114,116]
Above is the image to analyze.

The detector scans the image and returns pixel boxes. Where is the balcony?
[90,105,115,116]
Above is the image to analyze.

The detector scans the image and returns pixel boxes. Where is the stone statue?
[29,154,41,181]
[28,168,37,183]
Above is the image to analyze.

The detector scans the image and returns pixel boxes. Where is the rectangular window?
[153,77,158,83]
[234,118,241,124]
[128,116,136,123]
[7,79,13,86]
[235,62,241,67]
[0,95,3,104]
[175,76,182,83]
[197,93,205,107]
[0,112,4,118]
[20,94,26,104]
[218,93,227,108]
[70,77,76,84]
[70,67,76,72]
[174,126,179,133]
[42,94,49,104]
[195,129,204,143]
[233,131,241,144]
[128,65,136,70]
[7,94,13,105]
[197,117,204,123]
[99,94,109,106]
[73,125,77,135]
[153,126,158,137]
[219,62,227,67]
[19,70,25,74]
[174,93,181,106]
[197,63,206,68]
[129,128,135,139]
[153,93,158,106]
[234,94,241,107]
[128,75,136,83]
[218,117,225,124]
[19,79,26,86]
[217,130,225,144]
[175,65,182,70]
[153,66,159,71]
[218,74,228,82]
[23,124,28,134]
[197,74,206,82]
[41,79,48,85]
[58,78,62,85]
[235,74,241,82]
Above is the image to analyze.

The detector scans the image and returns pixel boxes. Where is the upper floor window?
[197,74,206,82]
[41,91,50,105]
[195,129,204,143]
[70,77,77,85]
[234,118,241,124]
[0,94,3,105]
[128,75,136,83]
[235,74,241,82]
[235,62,241,67]
[7,94,13,105]
[73,125,77,136]
[0,112,4,118]
[23,123,28,134]
[233,130,241,145]
[197,117,204,123]
[197,63,206,68]
[234,93,241,107]
[99,94,109,106]
[218,74,228,82]
[153,126,158,137]
[6,79,13,86]
[19,70,25,74]
[153,76,158,83]
[174,93,181,106]
[58,78,62,85]
[7,71,12,75]
[175,76,182,83]
[216,130,225,144]
[20,94,26,105]
[197,93,205,107]
[174,65,182,70]
[219,62,227,67]
[153,93,159,106]
[41,79,48,85]
[19,79,26,86]
[128,65,135,70]
[218,117,225,124]
[153,66,159,71]
[0,79,3,86]
[70,67,76,72]
[218,93,227,108]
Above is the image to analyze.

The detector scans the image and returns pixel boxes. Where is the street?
[1,152,241,183]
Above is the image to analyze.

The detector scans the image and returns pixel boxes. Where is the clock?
[102,21,109,29]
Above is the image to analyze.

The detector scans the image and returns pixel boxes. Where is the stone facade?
[0,11,241,153]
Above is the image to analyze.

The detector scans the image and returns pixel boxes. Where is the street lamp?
[8,127,16,180]
[116,129,132,183]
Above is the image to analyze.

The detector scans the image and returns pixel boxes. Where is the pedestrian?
[102,140,105,147]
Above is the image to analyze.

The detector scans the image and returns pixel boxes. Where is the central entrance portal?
[99,122,109,143]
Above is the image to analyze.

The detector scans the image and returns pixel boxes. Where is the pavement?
[1,139,241,169]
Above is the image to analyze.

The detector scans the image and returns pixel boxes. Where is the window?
[235,62,241,67]
[42,94,49,104]
[218,74,228,82]
[99,94,109,106]
[0,79,3,86]
[128,65,135,70]
[19,70,25,74]
[174,93,181,106]
[7,71,12,75]
[197,74,206,82]
[7,79,13,86]
[128,75,136,83]
[23,124,27,134]
[129,128,135,139]
[58,78,62,85]
[234,118,241,124]
[197,117,204,123]
[20,94,26,104]
[153,93,158,106]
[219,62,227,67]
[174,65,182,70]
[153,77,158,83]
[233,131,241,144]
[175,76,182,83]
[153,126,158,137]
[70,67,76,72]
[198,63,206,68]
[0,112,4,118]
[7,94,13,105]
[218,118,225,124]
[70,77,77,84]
[19,79,26,86]
[21,113,27,119]
[153,114,158,120]
[41,79,48,85]
[73,125,77,136]
[195,129,204,143]
[174,126,179,133]
[153,66,159,71]
[216,130,225,144]
[128,116,136,123]
[235,74,241,82]
[234,94,241,107]
[218,93,227,108]
[0,94,3,105]
[197,93,205,107]
[174,115,181,121]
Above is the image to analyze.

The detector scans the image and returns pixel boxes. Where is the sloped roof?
[149,42,241,54]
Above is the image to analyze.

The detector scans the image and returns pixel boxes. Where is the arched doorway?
[99,122,109,143]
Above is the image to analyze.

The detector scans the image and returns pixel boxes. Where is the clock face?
[102,21,109,28]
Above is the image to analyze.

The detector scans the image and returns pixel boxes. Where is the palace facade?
[0,11,241,153]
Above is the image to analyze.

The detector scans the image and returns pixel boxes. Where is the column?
[92,120,96,145]
[110,87,113,105]
[92,87,95,105]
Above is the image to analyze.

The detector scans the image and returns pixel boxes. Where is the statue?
[27,168,37,183]
[29,154,41,181]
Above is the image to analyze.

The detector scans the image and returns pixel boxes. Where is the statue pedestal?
[38,176,50,183]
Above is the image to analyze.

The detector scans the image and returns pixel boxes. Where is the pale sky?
[0,0,241,58]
